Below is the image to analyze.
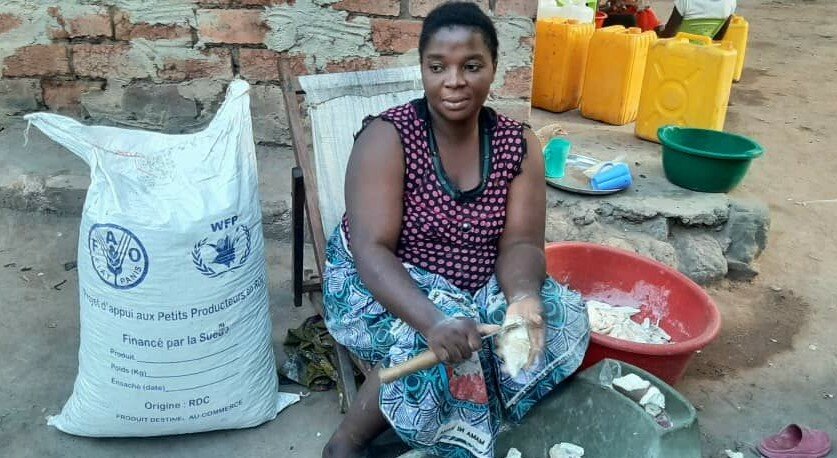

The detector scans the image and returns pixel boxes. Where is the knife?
[378,321,522,384]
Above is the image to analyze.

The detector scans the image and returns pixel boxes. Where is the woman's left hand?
[506,295,545,367]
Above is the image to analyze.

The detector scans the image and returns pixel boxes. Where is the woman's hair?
[419,1,499,64]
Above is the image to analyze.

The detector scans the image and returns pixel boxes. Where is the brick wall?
[0,0,535,145]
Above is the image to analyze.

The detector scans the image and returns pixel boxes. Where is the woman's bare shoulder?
[348,117,405,174]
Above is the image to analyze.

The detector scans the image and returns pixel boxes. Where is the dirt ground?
[1,0,836,457]
[533,0,837,454]
[647,0,837,454]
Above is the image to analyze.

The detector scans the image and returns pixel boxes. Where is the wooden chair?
[279,61,423,411]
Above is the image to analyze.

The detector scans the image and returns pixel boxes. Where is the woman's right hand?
[424,317,482,364]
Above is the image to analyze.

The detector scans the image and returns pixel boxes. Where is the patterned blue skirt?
[323,228,590,458]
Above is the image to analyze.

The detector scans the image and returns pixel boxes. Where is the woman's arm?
[713,15,733,40]
[495,128,547,364]
[657,6,683,38]
[345,119,481,364]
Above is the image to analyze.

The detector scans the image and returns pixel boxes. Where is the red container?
[545,242,722,385]
[636,7,661,32]
[595,11,608,28]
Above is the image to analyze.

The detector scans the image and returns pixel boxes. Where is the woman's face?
[421,26,496,123]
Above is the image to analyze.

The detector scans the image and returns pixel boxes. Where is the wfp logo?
[88,224,149,289]
[192,216,251,278]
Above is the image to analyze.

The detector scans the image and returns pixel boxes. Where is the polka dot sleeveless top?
[342,98,528,292]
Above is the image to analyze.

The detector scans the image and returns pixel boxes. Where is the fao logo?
[88,224,149,289]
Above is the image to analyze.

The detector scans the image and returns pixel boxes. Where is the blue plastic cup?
[591,163,632,190]
[544,138,571,179]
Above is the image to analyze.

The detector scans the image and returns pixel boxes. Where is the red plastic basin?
[545,242,722,385]
[595,11,608,28]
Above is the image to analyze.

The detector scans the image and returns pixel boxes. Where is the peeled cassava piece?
[497,316,530,378]
[612,373,651,402]
[505,448,523,458]
[549,442,585,458]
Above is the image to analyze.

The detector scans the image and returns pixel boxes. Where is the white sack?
[25,80,294,437]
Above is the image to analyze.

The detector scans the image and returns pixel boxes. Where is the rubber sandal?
[758,424,832,458]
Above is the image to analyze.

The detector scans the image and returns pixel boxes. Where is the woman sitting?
[321,2,590,457]
[658,0,738,39]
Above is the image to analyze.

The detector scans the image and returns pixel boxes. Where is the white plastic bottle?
[538,0,595,23]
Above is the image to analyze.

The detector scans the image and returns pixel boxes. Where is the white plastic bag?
[25,80,297,437]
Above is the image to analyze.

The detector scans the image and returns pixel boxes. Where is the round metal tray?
[545,154,627,196]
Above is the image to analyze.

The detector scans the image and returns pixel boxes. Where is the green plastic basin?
[495,360,702,458]
[658,126,764,193]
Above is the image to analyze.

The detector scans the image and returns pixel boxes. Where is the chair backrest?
[297,66,424,240]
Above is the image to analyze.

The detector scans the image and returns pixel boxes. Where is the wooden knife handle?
[379,350,439,384]
[378,323,502,384]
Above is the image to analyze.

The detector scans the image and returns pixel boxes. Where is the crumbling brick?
[42,80,105,116]
[2,45,71,78]
[371,19,422,53]
[198,9,268,45]
[333,0,400,16]
[409,0,489,18]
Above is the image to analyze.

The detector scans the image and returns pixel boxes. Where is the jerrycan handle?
[657,125,679,139]
[675,32,713,45]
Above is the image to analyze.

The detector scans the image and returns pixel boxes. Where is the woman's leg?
[322,229,495,456]
[323,370,389,458]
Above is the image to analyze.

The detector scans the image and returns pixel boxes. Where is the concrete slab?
[536,110,734,227]
[532,109,769,284]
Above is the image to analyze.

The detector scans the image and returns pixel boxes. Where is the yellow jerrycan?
[532,18,595,113]
[635,33,737,143]
[723,15,749,82]
[581,26,657,125]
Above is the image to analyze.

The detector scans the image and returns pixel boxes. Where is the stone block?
[546,210,679,268]
[723,200,770,264]
[616,216,670,241]
[42,80,105,117]
[672,231,728,284]
[249,84,290,145]
[81,80,226,133]
[727,260,759,281]
[0,79,41,119]
[122,84,200,130]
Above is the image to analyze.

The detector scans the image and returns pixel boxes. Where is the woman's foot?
[322,432,365,458]
[322,370,388,458]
